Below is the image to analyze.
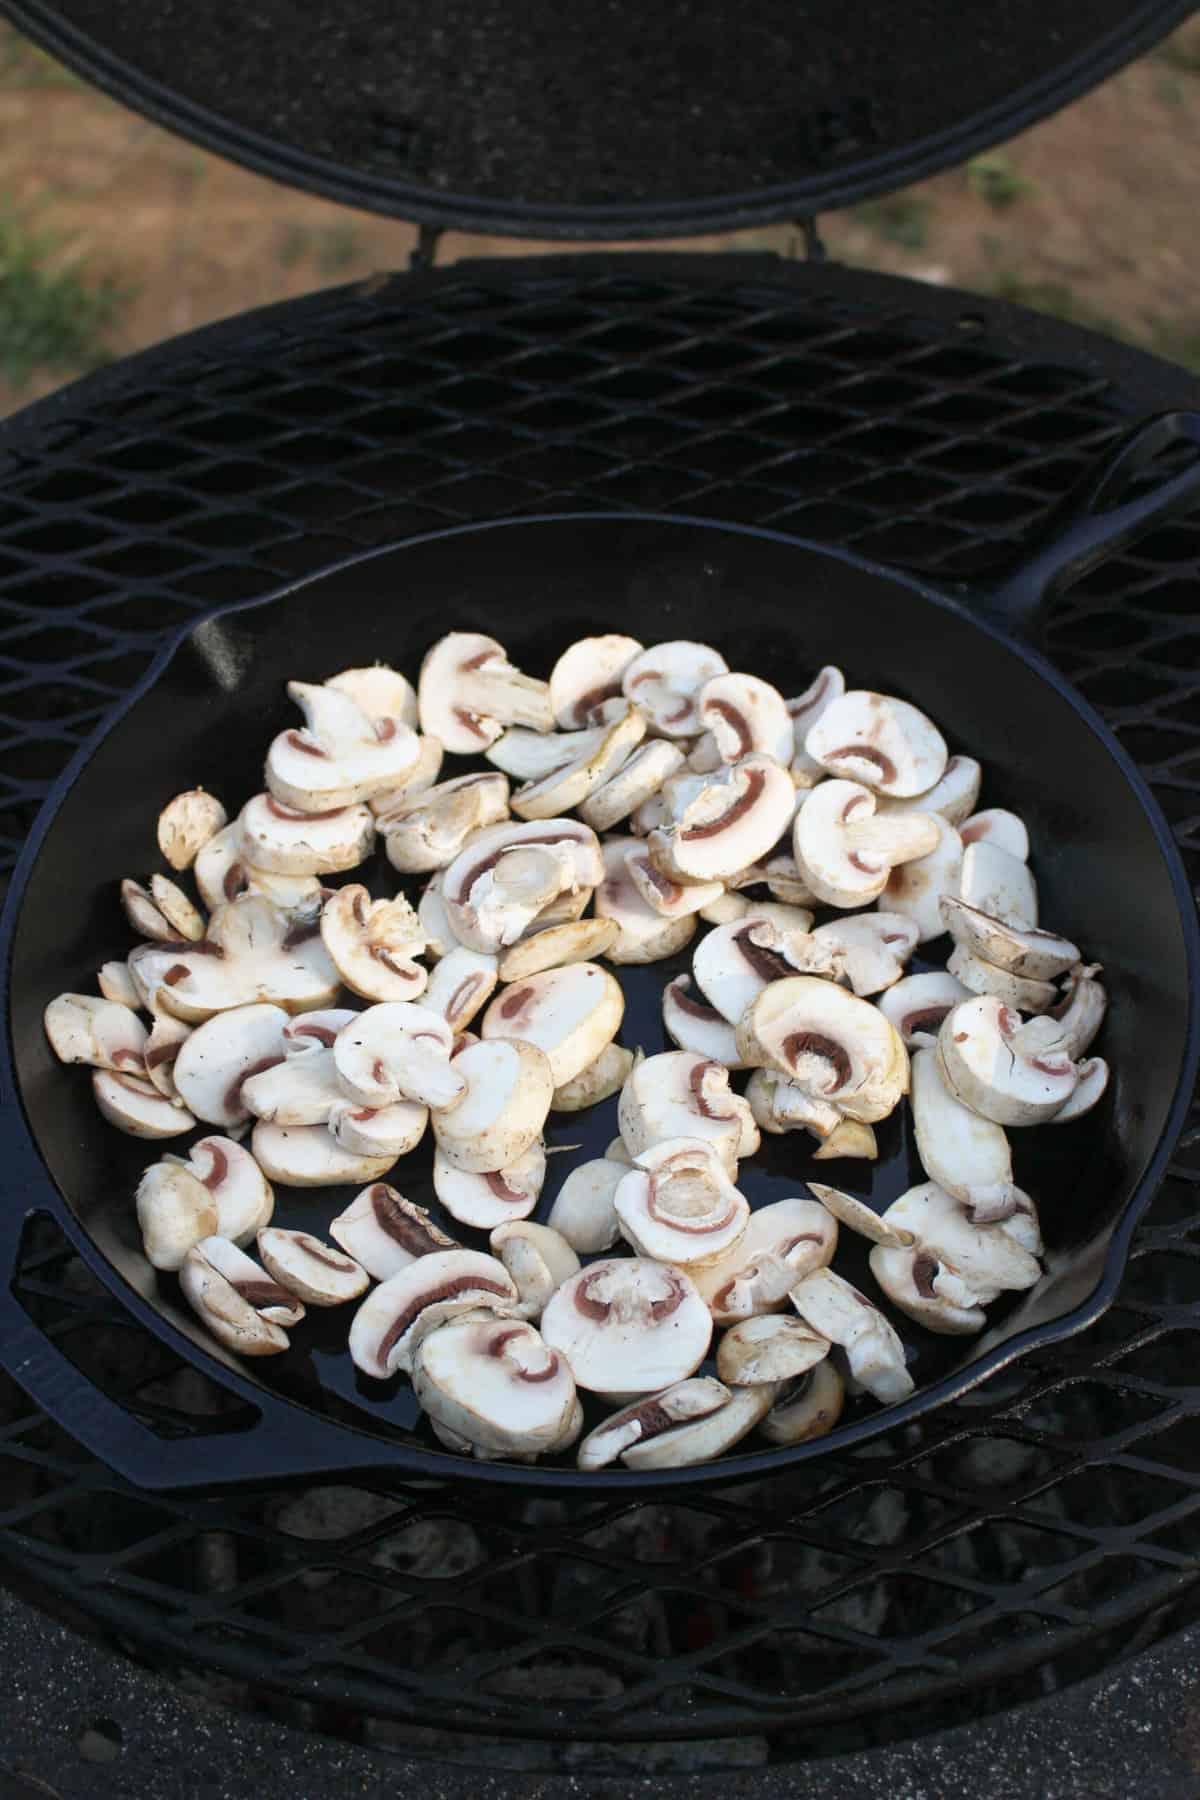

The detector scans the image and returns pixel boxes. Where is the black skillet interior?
[6,514,1193,1476]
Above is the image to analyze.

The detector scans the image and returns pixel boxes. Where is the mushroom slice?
[421,946,499,1032]
[320,886,429,1004]
[794,779,939,908]
[136,1162,219,1270]
[615,1137,751,1267]
[250,1121,397,1187]
[746,1067,841,1141]
[326,663,418,729]
[190,1235,305,1327]
[418,631,553,754]
[726,858,816,911]
[737,977,909,1124]
[623,844,725,919]
[716,1314,831,1386]
[265,680,421,813]
[349,1248,519,1378]
[181,1135,275,1244]
[485,722,606,781]
[143,1014,193,1102]
[938,996,1079,1126]
[958,840,1037,928]
[329,1184,457,1281]
[878,971,971,1050]
[579,739,686,833]
[546,1158,625,1254]
[808,1182,913,1248]
[328,1097,428,1159]
[119,876,181,944]
[805,690,947,798]
[238,1007,357,1125]
[1047,1056,1109,1123]
[880,814,964,943]
[44,994,148,1073]
[238,794,375,876]
[623,1382,778,1469]
[489,1221,580,1322]
[786,665,846,787]
[418,870,463,961]
[940,896,1078,982]
[433,1140,546,1228]
[549,634,643,728]
[869,1245,986,1336]
[759,1361,845,1444]
[172,1002,290,1127]
[724,896,818,933]
[879,1181,1042,1302]
[413,1315,577,1459]
[810,913,919,997]
[811,1119,878,1162]
[430,1037,554,1173]
[98,961,142,1011]
[876,754,982,826]
[621,640,729,738]
[480,962,624,1087]
[255,1227,367,1305]
[511,705,646,821]
[648,753,798,883]
[442,818,603,953]
[630,789,672,837]
[133,874,206,943]
[618,1050,758,1174]
[498,920,617,982]
[93,1070,196,1138]
[193,823,325,915]
[369,732,446,820]
[380,773,511,873]
[910,1047,1020,1221]
[790,1268,914,1405]
[698,672,793,766]
[691,917,836,1028]
[1014,964,1107,1061]
[577,1378,728,1470]
[553,1041,634,1112]
[180,1240,291,1357]
[157,788,228,870]
[662,974,743,1068]
[946,945,1058,1014]
[130,896,341,1023]
[333,1002,465,1110]
[686,1197,838,1324]
[541,1258,712,1397]
[593,837,697,965]
[960,808,1029,860]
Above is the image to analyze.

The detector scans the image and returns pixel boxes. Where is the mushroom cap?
[489,1221,581,1321]
[789,1267,914,1404]
[619,1382,778,1469]
[480,962,624,1086]
[811,912,919,997]
[184,1135,274,1244]
[662,974,744,1069]
[576,1378,730,1470]
[136,1162,219,1270]
[157,788,228,871]
[877,971,972,1049]
[579,739,686,833]
[958,840,1037,928]
[939,895,1078,981]
[326,664,418,728]
[250,1120,397,1187]
[549,634,643,728]
[623,843,725,920]
[44,994,148,1073]
[129,896,341,1022]
[618,1049,758,1174]
[510,704,646,821]
[442,818,603,953]
[265,680,422,812]
[348,1248,518,1378]
[193,822,325,914]
[876,753,982,826]
[937,996,1078,1126]
[716,1314,831,1385]
[961,807,1029,861]
[686,1196,838,1323]
[256,1227,369,1306]
[433,1139,546,1229]
[540,1258,712,1397]
[179,1240,291,1356]
[172,1002,290,1127]
[868,1243,987,1335]
[380,772,511,873]
[413,1315,578,1458]
[417,631,553,754]
[552,1040,634,1112]
[758,1360,846,1444]
[319,886,429,1003]
[737,977,909,1124]
[805,690,948,798]
[794,780,939,909]
[880,814,964,943]
[429,1037,555,1173]
[648,753,797,882]
[333,1002,466,1110]
[238,794,375,876]
[621,640,729,738]
[946,944,1059,1014]
[909,1046,1015,1215]
[546,1158,626,1254]
[329,1183,458,1281]
[880,1181,1042,1300]
[592,837,698,965]
[92,1069,196,1138]
[698,672,793,765]
[422,945,499,1030]
[614,1137,751,1267]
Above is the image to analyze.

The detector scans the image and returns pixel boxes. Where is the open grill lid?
[3,0,1193,238]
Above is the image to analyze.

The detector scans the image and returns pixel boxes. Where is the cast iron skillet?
[3,413,1200,1492]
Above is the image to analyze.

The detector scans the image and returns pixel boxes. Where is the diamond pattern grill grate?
[1,257,1199,1758]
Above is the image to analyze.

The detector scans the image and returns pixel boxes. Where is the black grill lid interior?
[2,0,1193,236]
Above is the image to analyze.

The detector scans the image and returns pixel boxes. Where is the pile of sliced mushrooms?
[43,632,1110,1471]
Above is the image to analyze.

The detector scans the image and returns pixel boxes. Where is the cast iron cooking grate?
[1,257,1199,1761]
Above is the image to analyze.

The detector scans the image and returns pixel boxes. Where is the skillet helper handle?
[977,410,1200,641]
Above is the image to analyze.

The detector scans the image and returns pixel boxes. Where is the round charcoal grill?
[1,260,1200,1785]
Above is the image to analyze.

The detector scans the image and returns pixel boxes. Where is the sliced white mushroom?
[878,971,972,1049]
[348,1248,518,1378]
[619,1382,777,1469]
[441,817,603,953]
[723,896,817,933]
[237,794,375,876]
[265,680,421,813]
[698,890,748,924]
[136,1161,218,1270]
[615,1137,750,1267]
[97,961,142,1010]
[1013,964,1107,1061]
[433,1139,546,1228]
[691,917,835,1028]
[876,754,982,826]
[156,788,228,871]
[93,1070,196,1138]
[143,1014,193,1102]
[417,870,463,960]
[805,690,947,798]
[737,977,909,1124]
[418,631,553,754]
[129,897,341,1022]
[623,844,725,919]
[958,840,1037,928]
[480,962,624,1087]
[250,1121,397,1187]
[179,1240,291,1357]
[946,945,1059,1014]
[172,1002,290,1128]
[485,721,608,781]
[254,1228,364,1307]
[648,753,798,882]
[880,813,964,942]
[238,1006,355,1125]
[333,1002,465,1110]
[1046,1056,1110,1123]
[430,1037,555,1173]
[578,739,686,833]
[189,1234,305,1327]
[489,1221,581,1322]
[910,1047,1022,1221]
[794,779,939,908]
[44,994,148,1073]
[959,808,1029,860]
[552,1041,634,1112]
[630,788,672,837]
[876,1181,1041,1314]
[329,1184,457,1281]
[618,1049,758,1175]
[620,640,728,738]
[940,896,1078,982]
[745,1067,843,1141]
[810,913,918,997]
[811,1119,878,1162]
[786,665,845,787]
[380,772,511,873]
[546,1158,626,1254]
[758,1361,846,1444]
[716,1314,831,1386]
[510,704,646,821]
[726,857,816,909]
[790,1267,914,1404]
[317,886,427,1004]
[868,1245,986,1336]
[548,634,643,728]
[119,876,183,943]
[698,672,793,766]
[662,974,744,1068]
[807,1182,914,1248]
[142,874,207,941]
[175,1135,274,1244]
[540,1258,712,1397]
[938,996,1078,1126]
[497,920,617,982]
[193,823,325,914]
[685,1197,838,1324]
[420,945,499,1034]
[576,1378,728,1470]
[593,837,697,965]
[413,1314,578,1459]
[326,663,418,729]
[327,1096,428,1158]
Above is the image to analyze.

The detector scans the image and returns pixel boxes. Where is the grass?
[0,203,129,391]
[1154,26,1200,74]
[276,221,365,277]
[0,23,81,89]
[854,195,932,252]
[967,153,1035,210]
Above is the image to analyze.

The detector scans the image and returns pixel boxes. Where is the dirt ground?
[2,16,1200,416]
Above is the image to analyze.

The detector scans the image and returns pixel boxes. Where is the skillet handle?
[974,410,1200,642]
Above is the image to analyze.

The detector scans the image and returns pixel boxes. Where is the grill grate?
[1,256,1199,1761]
